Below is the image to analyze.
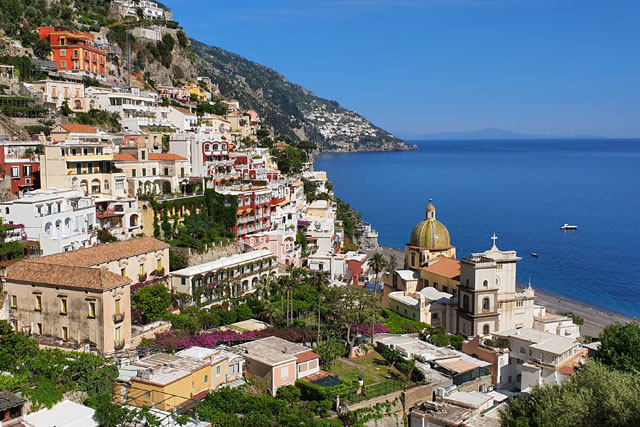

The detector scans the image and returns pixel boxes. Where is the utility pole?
[126,23,131,88]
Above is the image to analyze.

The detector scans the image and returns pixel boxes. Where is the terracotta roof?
[148,153,188,161]
[421,256,461,280]
[7,261,131,291]
[295,350,320,364]
[31,237,170,267]
[59,124,97,133]
[171,106,192,115]
[114,153,137,161]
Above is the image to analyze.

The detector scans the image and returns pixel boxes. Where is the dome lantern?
[410,200,451,250]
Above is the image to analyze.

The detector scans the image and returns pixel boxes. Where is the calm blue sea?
[315,139,640,318]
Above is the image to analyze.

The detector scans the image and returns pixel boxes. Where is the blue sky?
[163,0,640,138]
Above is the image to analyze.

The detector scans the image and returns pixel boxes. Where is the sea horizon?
[316,138,640,319]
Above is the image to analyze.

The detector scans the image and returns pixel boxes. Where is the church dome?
[410,202,451,249]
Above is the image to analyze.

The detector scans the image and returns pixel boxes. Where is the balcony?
[138,273,147,282]
[114,339,125,351]
[113,312,125,323]
[152,267,165,277]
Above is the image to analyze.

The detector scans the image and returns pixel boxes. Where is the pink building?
[232,337,319,396]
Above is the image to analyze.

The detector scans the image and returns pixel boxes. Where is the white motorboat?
[560,224,578,230]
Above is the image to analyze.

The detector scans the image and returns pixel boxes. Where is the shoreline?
[368,245,630,338]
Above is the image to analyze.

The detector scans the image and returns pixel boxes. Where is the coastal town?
[0,1,637,426]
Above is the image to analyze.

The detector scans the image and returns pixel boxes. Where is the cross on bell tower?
[491,233,498,249]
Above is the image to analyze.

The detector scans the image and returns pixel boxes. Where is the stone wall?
[171,241,245,267]
[456,375,492,393]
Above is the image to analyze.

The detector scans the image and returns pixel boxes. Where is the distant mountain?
[191,40,410,152]
[403,127,603,141]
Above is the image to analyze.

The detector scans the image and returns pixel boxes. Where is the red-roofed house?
[38,27,106,77]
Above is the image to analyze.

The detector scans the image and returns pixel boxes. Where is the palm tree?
[387,254,398,273]
[259,300,284,326]
[255,275,274,300]
[367,253,388,286]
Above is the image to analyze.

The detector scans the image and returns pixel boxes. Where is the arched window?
[4,207,8,214]
[483,297,490,311]
[463,295,470,311]
[483,324,490,335]
[466,278,470,286]
[483,280,488,288]
[204,375,208,384]
[44,222,53,236]
[103,180,109,190]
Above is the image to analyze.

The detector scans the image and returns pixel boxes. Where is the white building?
[302,199,336,253]
[170,250,278,306]
[532,305,580,340]
[307,251,346,279]
[30,80,86,110]
[456,235,536,337]
[167,106,198,132]
[492,327,584,392]
[111,0,166,20]
[0,188,97,255]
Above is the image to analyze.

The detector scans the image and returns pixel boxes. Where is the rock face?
[192,40,411,152]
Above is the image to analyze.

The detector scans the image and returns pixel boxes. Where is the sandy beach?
[368,245,630,338]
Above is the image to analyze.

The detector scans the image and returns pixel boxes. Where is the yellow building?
[118,353,210,411]
[5,260,132,354]
[185,83,207,101]
[176,346,245,390]
[40,139,128,199]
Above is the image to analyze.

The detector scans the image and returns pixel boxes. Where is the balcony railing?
[113,312,125,323]
[138,273,147,282]
[114,339,125,351]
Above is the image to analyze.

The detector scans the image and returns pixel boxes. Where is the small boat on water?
[560,224,578,230]
[531,253,539,257]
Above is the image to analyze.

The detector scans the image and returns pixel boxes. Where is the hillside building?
[38,27,107,78]
[3,260,132,354]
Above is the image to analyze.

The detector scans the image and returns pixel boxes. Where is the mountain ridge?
[191,40,411,152]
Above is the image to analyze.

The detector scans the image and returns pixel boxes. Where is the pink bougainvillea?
[152,326,318,350]
[351,324,391,335]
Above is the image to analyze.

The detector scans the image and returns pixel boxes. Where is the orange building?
[38,27,106,76]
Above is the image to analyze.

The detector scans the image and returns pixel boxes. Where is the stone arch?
[483,324,490,335]
[129,214,139,227]
[80,179,89,195]
[463,294,470,311]
[64,217,72,234]
[91,178,100,194]
[44,222,53,236]
[482,297,490,311]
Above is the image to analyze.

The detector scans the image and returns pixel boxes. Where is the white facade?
[492,328,582,392]
[307,252,346,279]
[0,188,97,255]
[532,305,580,340]
[170,250,278,306]
[167,106,198,132]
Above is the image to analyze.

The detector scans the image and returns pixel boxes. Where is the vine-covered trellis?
[150,189,238,250]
